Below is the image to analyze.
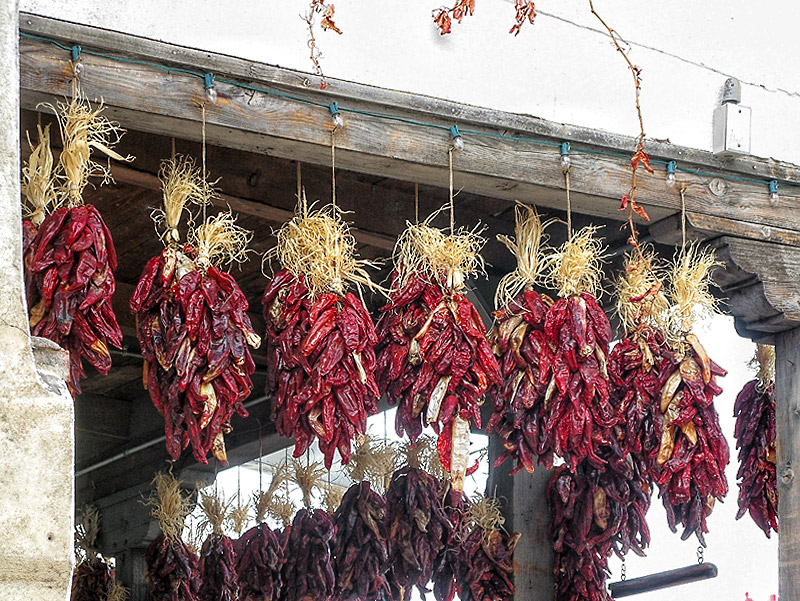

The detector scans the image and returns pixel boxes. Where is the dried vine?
[588,0,658,290]
[304,0,342,90]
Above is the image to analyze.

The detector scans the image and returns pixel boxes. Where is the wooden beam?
[775,327,800,600]
[17,15,800,240]
[512,468,554,601]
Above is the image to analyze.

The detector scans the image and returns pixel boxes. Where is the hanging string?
[679,186,687,247]
[296,161,302,202]
[200,103,208,223]
[171,136,176,160]
[448,148,455,235]
[564,168,572,239]
[331,130,337,208]
[258,420,263,493]
[414,182,419,224]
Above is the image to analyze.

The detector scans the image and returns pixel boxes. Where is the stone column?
[0,3,75,600]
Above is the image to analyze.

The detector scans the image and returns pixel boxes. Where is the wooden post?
[775,327,800,600]
[512,467,554,601]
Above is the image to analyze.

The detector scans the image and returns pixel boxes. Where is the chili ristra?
[236,522,287,601]
[131,243,259,465]
[733,344,778,538]
[281,508,336,601]
[331,481,390,601]
[263,269,380,469]
[385,466,453,601]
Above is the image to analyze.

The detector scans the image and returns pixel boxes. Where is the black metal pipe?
[608,563,718,598]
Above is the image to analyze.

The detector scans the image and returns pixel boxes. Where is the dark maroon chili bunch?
[198,532,239,601]
[607,326,674,477]
[70,559,112,601]
[733,344,778,538]
[146,533,202,601]
[654,336,729,547]
[281,508,336,601]
[547,447,652,601]
[131,243,260,465]
[263,268,380,469]
[27,202,123,395]
[541,290,615,471]
[376,267,500,473]
[456,527,518,601]
[385,466,453,601]
[331,481,390,601]
[487,288,554,473]
[236,523,287,601]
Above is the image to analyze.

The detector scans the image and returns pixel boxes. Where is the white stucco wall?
[18,0,800,166]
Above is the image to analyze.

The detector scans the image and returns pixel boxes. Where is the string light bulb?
[560,142,571,171]
[71,45,83,76]
[666,160,677,187]
[450,125,464,151]
[204,73,217,105]
[768,180,779,202]
[329,102,344,129]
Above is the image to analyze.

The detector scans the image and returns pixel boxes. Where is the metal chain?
[697,545,704,564]
[621,559,627,581]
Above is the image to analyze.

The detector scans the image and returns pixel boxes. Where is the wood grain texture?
[512,467,554,601]
[17,20,800,236]
[775,327,800,601]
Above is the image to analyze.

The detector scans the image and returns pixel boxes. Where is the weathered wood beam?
[775,327,800,600]
[18,14,800,239]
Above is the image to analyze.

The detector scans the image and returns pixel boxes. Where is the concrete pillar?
[0,2,75,600]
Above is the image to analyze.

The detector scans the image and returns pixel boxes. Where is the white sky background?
[207,316,776,601]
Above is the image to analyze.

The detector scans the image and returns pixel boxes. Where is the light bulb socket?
[329,102,344,128]
[560,142,571,170]
[71,45,81,63]
[450,125,464,150]
[204,73,215,90]
[666,160,677,175]
[768,180,778,195]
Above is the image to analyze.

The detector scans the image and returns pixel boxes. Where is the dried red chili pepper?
[70,559,112,601]
[331,481,390,601]
[540,290,614,471]
[376,267,499,477]
[281,508,336,601]
[24,98,131,395]
[548,448,651,601]
[535,229,615,473]
[607,326,673,477]
[236,522,287,601]
[733,344,777,538]
[132,241,259,466]
[653,338,728,547]
[28,203,123,394]
[432,487,467,601]
[263,269,380,469]
[385,467,453,601]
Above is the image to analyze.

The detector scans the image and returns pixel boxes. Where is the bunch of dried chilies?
[144,472,202,601]
[22,96,131,394]
[375,214,499,489]
[734,343,778,537]
[197,493,240,601]
[654,245,729,546]
[130,156,260,465]
[262,197,380,469]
